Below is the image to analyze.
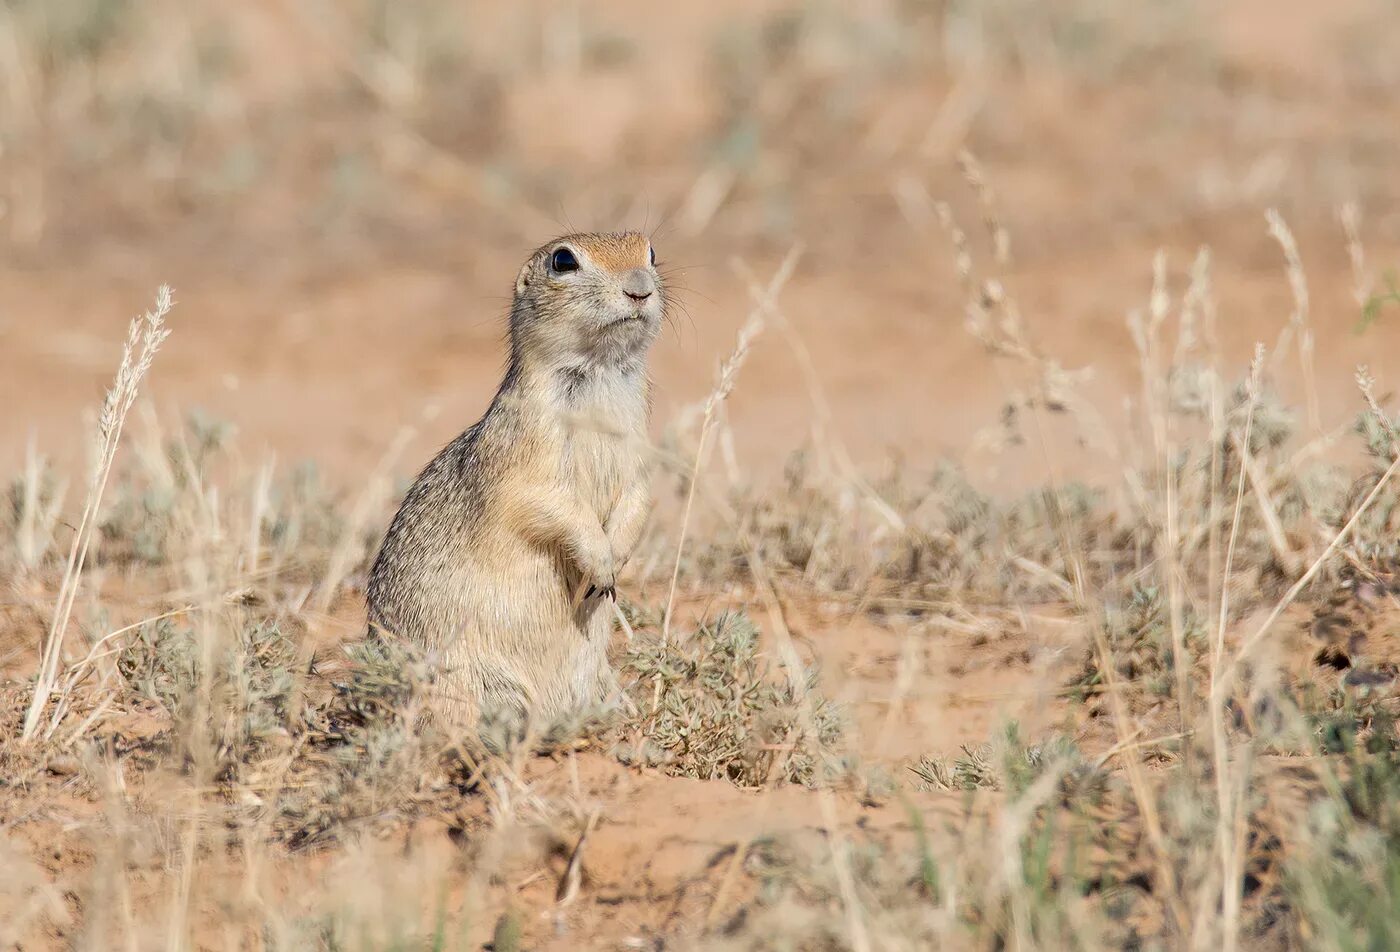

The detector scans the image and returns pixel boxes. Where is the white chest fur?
[555,366,647,517]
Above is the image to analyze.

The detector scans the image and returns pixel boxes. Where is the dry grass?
[617,611,847,787]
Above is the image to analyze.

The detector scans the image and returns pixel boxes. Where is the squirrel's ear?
[514,256,537,296]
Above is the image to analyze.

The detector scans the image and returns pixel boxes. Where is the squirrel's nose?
[622,269,655,302]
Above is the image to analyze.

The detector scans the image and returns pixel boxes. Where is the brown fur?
[365,233,664,730]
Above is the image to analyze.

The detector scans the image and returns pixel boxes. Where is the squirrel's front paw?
[578,543,616,602]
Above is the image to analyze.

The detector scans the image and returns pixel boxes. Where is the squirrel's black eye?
[550,247,579,273]
[649,245,656,267]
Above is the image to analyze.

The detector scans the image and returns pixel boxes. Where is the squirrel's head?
[510,231,665,370]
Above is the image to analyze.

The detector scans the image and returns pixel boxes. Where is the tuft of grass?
[1070,584,1205,710]
[910,722,1095,795]
[616,612,847,788]
[740,730,1138,950]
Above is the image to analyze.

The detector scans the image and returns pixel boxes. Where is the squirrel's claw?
[584,583,616,601]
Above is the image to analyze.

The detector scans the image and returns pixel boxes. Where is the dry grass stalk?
[1087,619,1189,938]
[1132,249,1194,738]
[22,286,174,742]
[1206,343,1264,952]
[314,417,422,615]
[0,4,46,244]
[1236,449,1400,665]
[732,259,904,533]
[679,164,739,236]
[13,433,67,570]
[1266,209,1319,434]
[741,543,870,952]
[246,456,275,576]
[660,246,802,641]
[934,188,1127,497]
[1355,365,1396,449]
[1205,354,1400,950]
[1339,201,1373,308]
[956,149,1011,265]
[996,755,1073,949]
[553,808,599,906]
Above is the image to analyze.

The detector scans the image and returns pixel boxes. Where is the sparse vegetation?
[617,611,847,787]
[8,303,1400,945]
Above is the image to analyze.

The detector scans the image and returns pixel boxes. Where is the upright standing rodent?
[365,232,664,730]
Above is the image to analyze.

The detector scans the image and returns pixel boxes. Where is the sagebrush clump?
[616,612,847,787]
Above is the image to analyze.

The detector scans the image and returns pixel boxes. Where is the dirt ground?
[4,0,1400,948]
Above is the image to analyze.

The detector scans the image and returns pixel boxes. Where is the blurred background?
[2,0,1399,480]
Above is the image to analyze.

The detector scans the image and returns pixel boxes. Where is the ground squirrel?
[366,232,664,731]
